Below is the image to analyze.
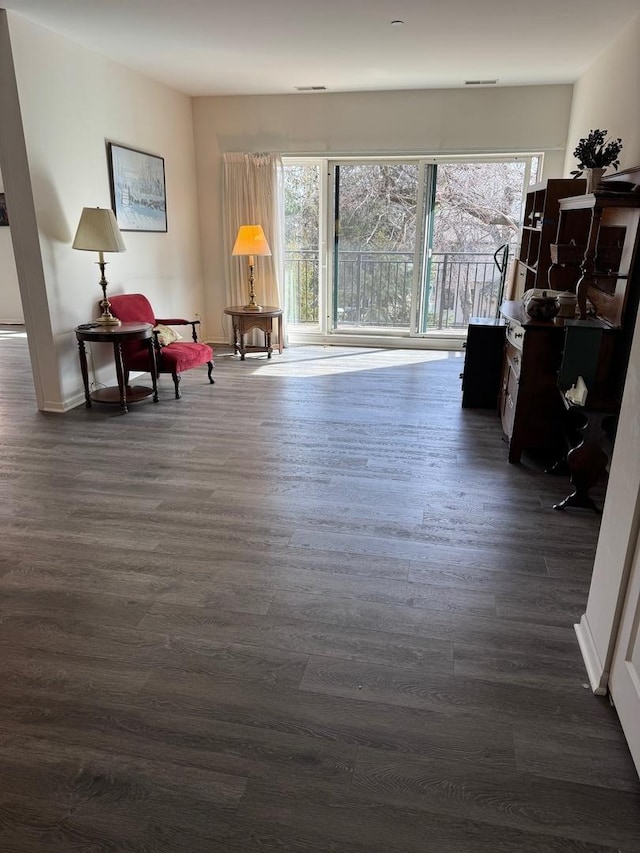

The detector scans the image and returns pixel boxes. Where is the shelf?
[90,385,154,404]
[518,178,586,296]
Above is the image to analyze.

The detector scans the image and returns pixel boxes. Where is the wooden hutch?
[498,170,640,465]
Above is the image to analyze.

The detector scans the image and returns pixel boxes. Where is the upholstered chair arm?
[155,317,201,342]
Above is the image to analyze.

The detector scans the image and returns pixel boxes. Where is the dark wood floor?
[0,327,638,852]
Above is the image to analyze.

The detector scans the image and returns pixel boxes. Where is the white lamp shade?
[72,207,126,253]
[232,224,271,257]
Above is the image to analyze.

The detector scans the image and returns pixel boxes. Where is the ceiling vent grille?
[295,85,327,92]
[465,79,498,86]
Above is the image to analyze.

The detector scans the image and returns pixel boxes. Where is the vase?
[585,167,606,193]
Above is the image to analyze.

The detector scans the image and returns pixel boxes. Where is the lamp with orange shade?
[232,224,271,312]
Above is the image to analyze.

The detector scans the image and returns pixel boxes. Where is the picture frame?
[107,142,167,232]
[0,193,8,227]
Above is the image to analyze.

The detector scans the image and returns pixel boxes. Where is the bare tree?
[284,160,526,327]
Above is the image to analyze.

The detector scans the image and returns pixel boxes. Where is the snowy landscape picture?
[108,143,167,232]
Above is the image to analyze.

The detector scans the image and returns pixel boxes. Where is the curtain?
[222,152,285,345]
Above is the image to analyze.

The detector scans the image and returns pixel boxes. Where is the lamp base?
[243,261,263,312]
[96,313,122,326]
[96,276,121,325]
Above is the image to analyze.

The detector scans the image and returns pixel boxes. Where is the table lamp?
[72,207,126,325]
[232,224,271,311]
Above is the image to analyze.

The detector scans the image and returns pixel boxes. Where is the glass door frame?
[410,161,435,338]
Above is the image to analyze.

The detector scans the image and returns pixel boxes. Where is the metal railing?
[285,249,510,331]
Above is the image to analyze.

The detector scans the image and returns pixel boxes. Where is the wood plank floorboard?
[0,327,638,852]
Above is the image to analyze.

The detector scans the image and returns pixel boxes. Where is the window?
[283,154,541,340]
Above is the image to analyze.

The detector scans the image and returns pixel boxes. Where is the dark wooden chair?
[109,293,214,399]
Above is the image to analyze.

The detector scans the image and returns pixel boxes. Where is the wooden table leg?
[146,339,159,402]
[553,410,612,512]
[507,440,522,464]
[266,318,273,358]
[77,339,92,408]
[237,320,247,360]
[112,341,128,414]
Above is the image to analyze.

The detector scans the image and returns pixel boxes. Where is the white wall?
[0,12,204,410]
[0,11,578,388]
[564,12,640,176]
[0,165,22,323]
[193,85,574,340]
[571,11,640,695]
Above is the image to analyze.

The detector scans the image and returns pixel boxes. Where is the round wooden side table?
[75,321,158,414]
[224,306,284,360]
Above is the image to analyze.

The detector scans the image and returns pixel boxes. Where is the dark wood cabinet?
[498,301,566,463]
[461,318,506,408]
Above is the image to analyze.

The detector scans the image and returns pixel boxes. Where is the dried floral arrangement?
[570,129,623,177]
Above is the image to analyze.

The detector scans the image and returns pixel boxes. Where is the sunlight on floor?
[241,346,463,378]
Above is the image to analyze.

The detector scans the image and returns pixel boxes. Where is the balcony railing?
[285,249,509,331]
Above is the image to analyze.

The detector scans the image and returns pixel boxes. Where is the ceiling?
[3,0,639,97]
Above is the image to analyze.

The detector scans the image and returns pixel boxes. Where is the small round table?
[224,306,284,360]
[75,321,158,414]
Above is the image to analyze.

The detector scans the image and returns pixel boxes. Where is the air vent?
[465,79,498,86]
[295,85,327,92]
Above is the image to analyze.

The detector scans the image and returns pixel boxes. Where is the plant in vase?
[570,129,623,192]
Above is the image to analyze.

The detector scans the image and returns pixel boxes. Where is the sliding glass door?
[283,155,538,338]
[424,161,528,332]
[331,162,425,333]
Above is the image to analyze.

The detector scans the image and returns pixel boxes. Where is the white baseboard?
[575,614,608,695]
[42,400,71,413]
[288,332,465,350]
[207,336,465,351]
[43,390,86,413]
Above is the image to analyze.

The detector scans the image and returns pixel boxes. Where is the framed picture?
[107,142,167,232]
[0,193,8,226]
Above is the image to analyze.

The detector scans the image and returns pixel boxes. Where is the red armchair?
[109,293,214,399]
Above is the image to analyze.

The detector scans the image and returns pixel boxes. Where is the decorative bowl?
[524,290,560,321]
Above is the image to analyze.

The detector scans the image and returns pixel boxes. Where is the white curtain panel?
[222,153,286,346]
